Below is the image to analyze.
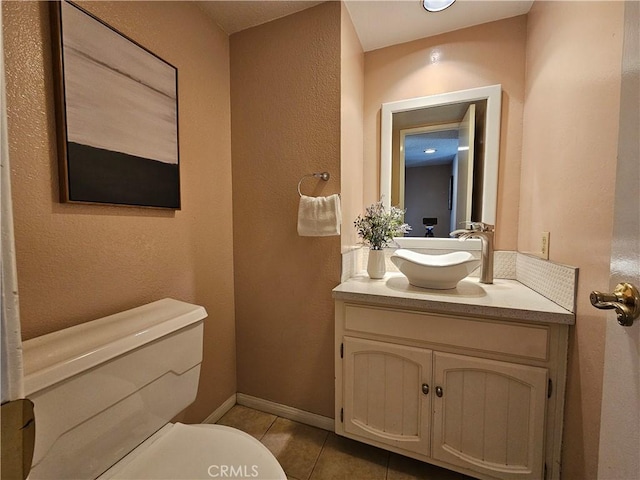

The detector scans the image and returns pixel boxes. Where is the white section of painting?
[62,1,178,164]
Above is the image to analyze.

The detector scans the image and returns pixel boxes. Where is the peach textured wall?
[2,1,235,423]
[340,3,364,251]
[363,16,527,250]
[520,2,624,478]
[231,3,341,418]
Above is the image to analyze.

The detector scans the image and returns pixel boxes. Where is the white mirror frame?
[381,84,501,249]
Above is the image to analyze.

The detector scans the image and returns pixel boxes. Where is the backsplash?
[341,247,577,312]
[344,248,517,280]
[516,253,578,312]
[340,246,364,282]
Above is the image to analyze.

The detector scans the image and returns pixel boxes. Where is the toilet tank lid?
[23,299,207,395]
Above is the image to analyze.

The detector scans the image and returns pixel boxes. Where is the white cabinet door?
[343,337,432,456]
[432,352,548,480]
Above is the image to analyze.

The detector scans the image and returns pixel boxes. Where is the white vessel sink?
[390,249,481,290]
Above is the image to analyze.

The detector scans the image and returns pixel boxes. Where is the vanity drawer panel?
[344,305,549,361]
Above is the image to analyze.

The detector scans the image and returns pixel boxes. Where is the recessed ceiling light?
[424,148,437,154]
[423,0,456,13]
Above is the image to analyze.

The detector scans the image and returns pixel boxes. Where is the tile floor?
[216,405,475,480]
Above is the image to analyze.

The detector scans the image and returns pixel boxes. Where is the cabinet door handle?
[436,386,443,397]
[421,383,429,395]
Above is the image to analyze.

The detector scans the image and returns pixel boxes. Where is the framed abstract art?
[50,1,180,209]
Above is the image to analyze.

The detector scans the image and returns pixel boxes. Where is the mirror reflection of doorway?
[398,104,476,238]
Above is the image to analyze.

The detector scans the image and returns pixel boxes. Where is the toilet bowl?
[99,424,285,479]
[22,299,286,480]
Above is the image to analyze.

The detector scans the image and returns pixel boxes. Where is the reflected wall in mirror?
[381,85,501,247]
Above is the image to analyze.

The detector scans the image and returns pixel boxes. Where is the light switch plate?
[541,232,550,260]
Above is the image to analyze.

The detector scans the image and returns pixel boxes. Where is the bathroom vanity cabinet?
[333,275,573,480]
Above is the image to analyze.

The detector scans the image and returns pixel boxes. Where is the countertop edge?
[332,278,576,326]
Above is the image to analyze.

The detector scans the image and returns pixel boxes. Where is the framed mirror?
[381,84,501,249]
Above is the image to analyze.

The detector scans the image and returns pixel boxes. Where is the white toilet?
[22,299,286,479]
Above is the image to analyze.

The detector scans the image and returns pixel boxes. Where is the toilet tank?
[22,299,207,480]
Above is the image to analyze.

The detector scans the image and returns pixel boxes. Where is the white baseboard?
[236,393,335,432]
[202,393,237,424]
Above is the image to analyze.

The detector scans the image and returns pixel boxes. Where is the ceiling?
[199,1,324,35]
[200,0,534,52]
[405,129,460,168]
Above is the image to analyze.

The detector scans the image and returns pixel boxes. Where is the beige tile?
[216,405,276,440]
[387,453,475,480]
[261,418,328,480]
[309,433,388,480]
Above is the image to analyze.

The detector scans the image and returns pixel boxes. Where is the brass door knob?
[590,282,640,327]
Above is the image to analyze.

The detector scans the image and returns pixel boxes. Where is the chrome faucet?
[450,222,495,284]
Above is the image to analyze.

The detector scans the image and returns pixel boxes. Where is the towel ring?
[297,172,330,197]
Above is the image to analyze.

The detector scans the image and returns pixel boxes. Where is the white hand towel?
[297,194,342,237]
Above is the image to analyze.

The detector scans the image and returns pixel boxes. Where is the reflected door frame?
[398,122,460,211]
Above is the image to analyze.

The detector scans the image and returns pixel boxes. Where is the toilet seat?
[98,423,286,479]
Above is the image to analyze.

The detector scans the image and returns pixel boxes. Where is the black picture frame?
[50,1,180,209]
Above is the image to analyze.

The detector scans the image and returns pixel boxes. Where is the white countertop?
[333,273,575,325]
